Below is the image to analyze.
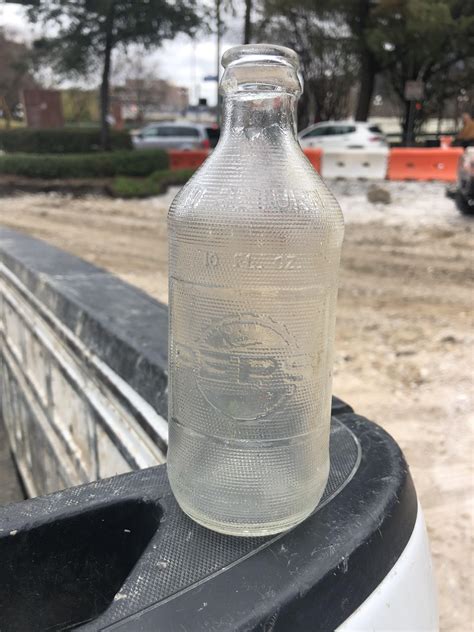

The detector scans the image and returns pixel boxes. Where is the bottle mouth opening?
[222,44,300,71]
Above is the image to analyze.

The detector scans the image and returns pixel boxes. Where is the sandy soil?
[0,181,472,631]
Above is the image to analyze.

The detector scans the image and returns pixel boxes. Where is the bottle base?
[175,497,322,537]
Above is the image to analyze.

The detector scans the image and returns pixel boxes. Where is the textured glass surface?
[168,44,344,536]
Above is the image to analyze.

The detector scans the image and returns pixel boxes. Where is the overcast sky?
[0,2,243,105]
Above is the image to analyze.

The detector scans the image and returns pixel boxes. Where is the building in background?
[22,89,64,128]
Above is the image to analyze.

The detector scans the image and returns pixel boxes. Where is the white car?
[298,121,388,150]
[132,123,219,151]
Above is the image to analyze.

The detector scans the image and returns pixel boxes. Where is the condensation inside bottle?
[167,44,344,536]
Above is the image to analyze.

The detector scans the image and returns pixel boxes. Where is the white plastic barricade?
[321,148,389,179]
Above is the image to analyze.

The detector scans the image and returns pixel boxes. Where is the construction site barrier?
[387,147,463,181]
[167,146,463,182]
[168,148,323,173]
[168,149,209,171]
[303,148,322,173]
[320,148,389,179]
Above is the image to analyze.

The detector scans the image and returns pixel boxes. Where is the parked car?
[298,121,388,150]
[132,123,220,151]
[455,147,474,215]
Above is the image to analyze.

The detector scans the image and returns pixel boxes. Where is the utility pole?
[192,40,200,104]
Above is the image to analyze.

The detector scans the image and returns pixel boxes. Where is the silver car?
[132,123,219,151]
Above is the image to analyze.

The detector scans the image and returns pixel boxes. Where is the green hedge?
[112,168,195,198]
[0,150,169,178]
[0,128,132,153]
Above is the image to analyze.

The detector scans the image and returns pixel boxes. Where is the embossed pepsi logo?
[196,314,305,421]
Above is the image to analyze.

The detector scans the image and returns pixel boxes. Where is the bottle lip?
[222,44,299,70]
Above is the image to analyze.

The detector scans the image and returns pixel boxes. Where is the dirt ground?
[0,181,472,631]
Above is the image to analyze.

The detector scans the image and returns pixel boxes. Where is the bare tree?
[260,4,357,128]
[113,47,164,122]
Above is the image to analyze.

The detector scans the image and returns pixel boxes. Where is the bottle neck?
[220,92,299,146]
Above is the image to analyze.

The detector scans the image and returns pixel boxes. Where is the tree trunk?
[297,91,310,130]
[244,0,252,44]
[100,2,115,151]
[216,0,221,125]
[0,96,11,129]
[355,48,376,121]
[353,0,377,122]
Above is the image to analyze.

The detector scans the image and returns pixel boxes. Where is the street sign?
[404,80,424,101]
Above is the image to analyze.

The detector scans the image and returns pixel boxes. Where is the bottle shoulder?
[169,150,344,232]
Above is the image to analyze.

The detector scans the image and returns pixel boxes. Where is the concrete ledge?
[0,228,168,496]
